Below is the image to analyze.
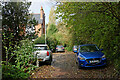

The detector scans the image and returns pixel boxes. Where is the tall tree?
[55,2,120,72]
[48,6,56,31]
[2,1,31,61]
[2,1,31,40]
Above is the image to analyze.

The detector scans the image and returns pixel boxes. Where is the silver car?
[34,44,52,66]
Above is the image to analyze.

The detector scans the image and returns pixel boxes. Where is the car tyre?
[78,65,82,69]
[76,61,78,64]
[47,61,51,65]
[47,56,52,65]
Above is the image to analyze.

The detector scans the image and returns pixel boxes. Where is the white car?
[34,44,52,66]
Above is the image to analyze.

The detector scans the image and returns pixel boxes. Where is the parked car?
[56,45,65,52]
[34,44,52,66]
[73,45,78,53]
[75,44,106,69]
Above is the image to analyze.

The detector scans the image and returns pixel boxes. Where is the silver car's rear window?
[57,46,63,48]
[34,46,47,50]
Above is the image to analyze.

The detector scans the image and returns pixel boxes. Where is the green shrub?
[114,57,120,75]
[47,37,58,52]
[47,24,58,36]
[14,39,36,72]
[2,63,29,80]
[34,35,45,44]
[65,47,72,51]
[2,39,37,79]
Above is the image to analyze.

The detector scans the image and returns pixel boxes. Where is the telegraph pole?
[45,25,46,44]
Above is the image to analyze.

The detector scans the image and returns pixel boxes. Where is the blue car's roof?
[79,44,96,47]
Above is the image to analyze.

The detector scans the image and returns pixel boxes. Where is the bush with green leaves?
[34,35,45,44]
[47,24,58,36]
[2,63,29,80]
[47,37,58,52]
[2,39,37,79]
[65,46,72,51]
[14,39,37,73]
[2,32,15,62]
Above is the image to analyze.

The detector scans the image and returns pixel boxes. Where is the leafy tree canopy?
[55,2,120,72]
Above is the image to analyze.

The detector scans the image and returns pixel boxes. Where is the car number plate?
[59,49,62,50]
[74,49,77,50]
[90,60,99,63]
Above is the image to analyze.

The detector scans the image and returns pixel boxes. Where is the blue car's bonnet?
[80,51,104,59]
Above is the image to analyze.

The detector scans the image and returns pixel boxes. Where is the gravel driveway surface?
[30,51,120,79]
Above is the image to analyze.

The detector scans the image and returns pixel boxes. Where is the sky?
[28,0,57,24]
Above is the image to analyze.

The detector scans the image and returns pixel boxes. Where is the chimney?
[40,6,43,19]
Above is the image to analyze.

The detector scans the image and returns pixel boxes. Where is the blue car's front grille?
[86,63,102,66]
[86,58,101,64]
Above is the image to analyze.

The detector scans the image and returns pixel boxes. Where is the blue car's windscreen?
[80,45,99,52]
[74,46,77,48]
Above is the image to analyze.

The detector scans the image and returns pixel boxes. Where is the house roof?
[31,13,43,24]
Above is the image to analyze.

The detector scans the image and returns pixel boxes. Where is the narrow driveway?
[30,51,119,78]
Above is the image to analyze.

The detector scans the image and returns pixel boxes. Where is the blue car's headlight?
[102,55,106,58]
[78,55,85,60]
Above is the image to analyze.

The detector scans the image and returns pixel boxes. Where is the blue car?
[73,45,78,53]
[76,44,106,69]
